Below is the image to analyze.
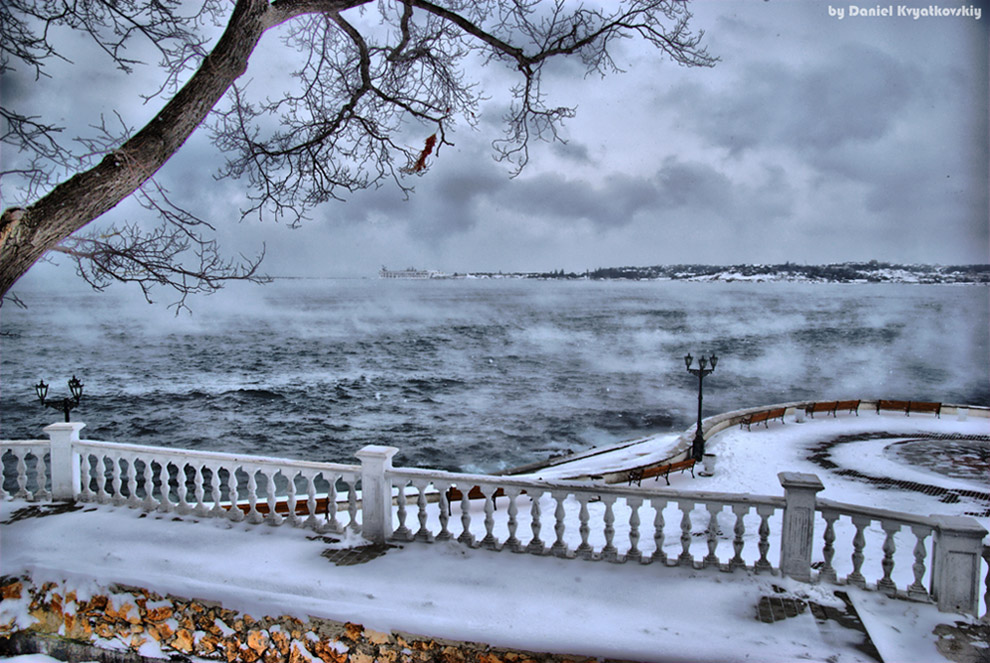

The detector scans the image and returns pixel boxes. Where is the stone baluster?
[325,474,340,532]
[413,479,432,542]
[652,499,667,565]
[819,510,840,583]
[209,465,225,518]
[550,491,568,558]
[847,515,870,587]
[125,456,141,508]
[79,454,95,501]
[877,520,901,595]
[678,501,694,567]
[245,468,263,524]
[575,495,593,560]
[110,453,124,506]
[527,490,545,555]
[626,497,643,563]
[193,463,208,516]
[393,478,412,541]
[141,460,158,511]
[481,487,498,550]
[156,461,172,513]
[263,470,283,526]
[227,467,244,522]
[34,452,51,501]
[504,488,522,552]
[755,505,774,573]
[14,450,29,499]
[907,525,931,601]
[729,504,747,570]
[436,482,452,541]
[458,486,475,546]
[601,495,618,562]
[704,503,721,568]
[175,462,192,515]
[285,471,300,526]
[96,454,112,504]
[345,476,360,533]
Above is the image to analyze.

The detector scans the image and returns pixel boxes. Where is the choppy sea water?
[1,279,987,472]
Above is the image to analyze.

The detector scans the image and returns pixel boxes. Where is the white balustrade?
[3,429,986,618]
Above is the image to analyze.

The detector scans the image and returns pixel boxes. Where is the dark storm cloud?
[666,42,917,158]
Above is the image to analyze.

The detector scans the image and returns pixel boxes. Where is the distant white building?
[379,266,448,279]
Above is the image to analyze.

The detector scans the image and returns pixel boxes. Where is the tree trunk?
[0,0,272,299]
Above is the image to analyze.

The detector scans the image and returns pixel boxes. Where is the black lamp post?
[684,353,717,461]
[36,376,84,422]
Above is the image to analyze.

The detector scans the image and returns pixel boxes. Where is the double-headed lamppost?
[36,376,84,422]
[684,353,717,461]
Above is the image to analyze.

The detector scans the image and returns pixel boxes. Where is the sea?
[1,278,987,473]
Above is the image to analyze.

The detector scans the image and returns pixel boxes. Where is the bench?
[805,399,861,418]
[835,399,861,415]
[876,400,941,417]
[739,407,787,431]
[627,458,696,486]
[805,401,837,418]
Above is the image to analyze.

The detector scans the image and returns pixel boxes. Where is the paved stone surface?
[807,432,990,517]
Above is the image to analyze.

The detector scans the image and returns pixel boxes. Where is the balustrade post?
[44,422,85,500]
[778,472,824,582]
[929,515,987,616]
[355,445,399,545]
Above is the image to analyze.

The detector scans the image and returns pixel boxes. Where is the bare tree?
[1,0,715,309]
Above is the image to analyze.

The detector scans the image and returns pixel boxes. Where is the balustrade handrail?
[389,465,785,508]
[816,497,938,529]
[71,438,361,475]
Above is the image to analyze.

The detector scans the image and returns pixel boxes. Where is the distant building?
[379,266,449,279]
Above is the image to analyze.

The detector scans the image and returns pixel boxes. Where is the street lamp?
[684,353,717,461]
[36,376,84,422]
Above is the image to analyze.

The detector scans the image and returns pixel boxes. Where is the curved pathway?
[805,432,990,517]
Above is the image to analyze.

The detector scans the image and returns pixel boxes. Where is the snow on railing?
[1,423,986,618]
[387,465,784,570]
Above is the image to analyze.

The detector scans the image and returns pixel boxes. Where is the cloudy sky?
[5,0,989,281]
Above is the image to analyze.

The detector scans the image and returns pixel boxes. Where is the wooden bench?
[805,401,837,418]
[835,399,861,415]
[805,399,861,418]
[739,407,786,431]
[627,458,696,486]
[875,400,941,417]
[907,401,941,417]
[876,399,910,414]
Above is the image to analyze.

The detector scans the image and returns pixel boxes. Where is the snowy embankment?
[1,410,987,663]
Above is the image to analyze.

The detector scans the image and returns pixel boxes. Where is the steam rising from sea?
[1,279,987,472]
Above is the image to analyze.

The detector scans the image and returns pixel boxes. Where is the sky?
[2,0,989,281]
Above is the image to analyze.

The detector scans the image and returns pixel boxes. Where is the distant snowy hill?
[498,262,990,284]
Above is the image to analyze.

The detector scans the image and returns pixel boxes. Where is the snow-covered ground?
[2,411,987,662]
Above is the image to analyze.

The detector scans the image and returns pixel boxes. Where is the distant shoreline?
[281,262,990,284]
